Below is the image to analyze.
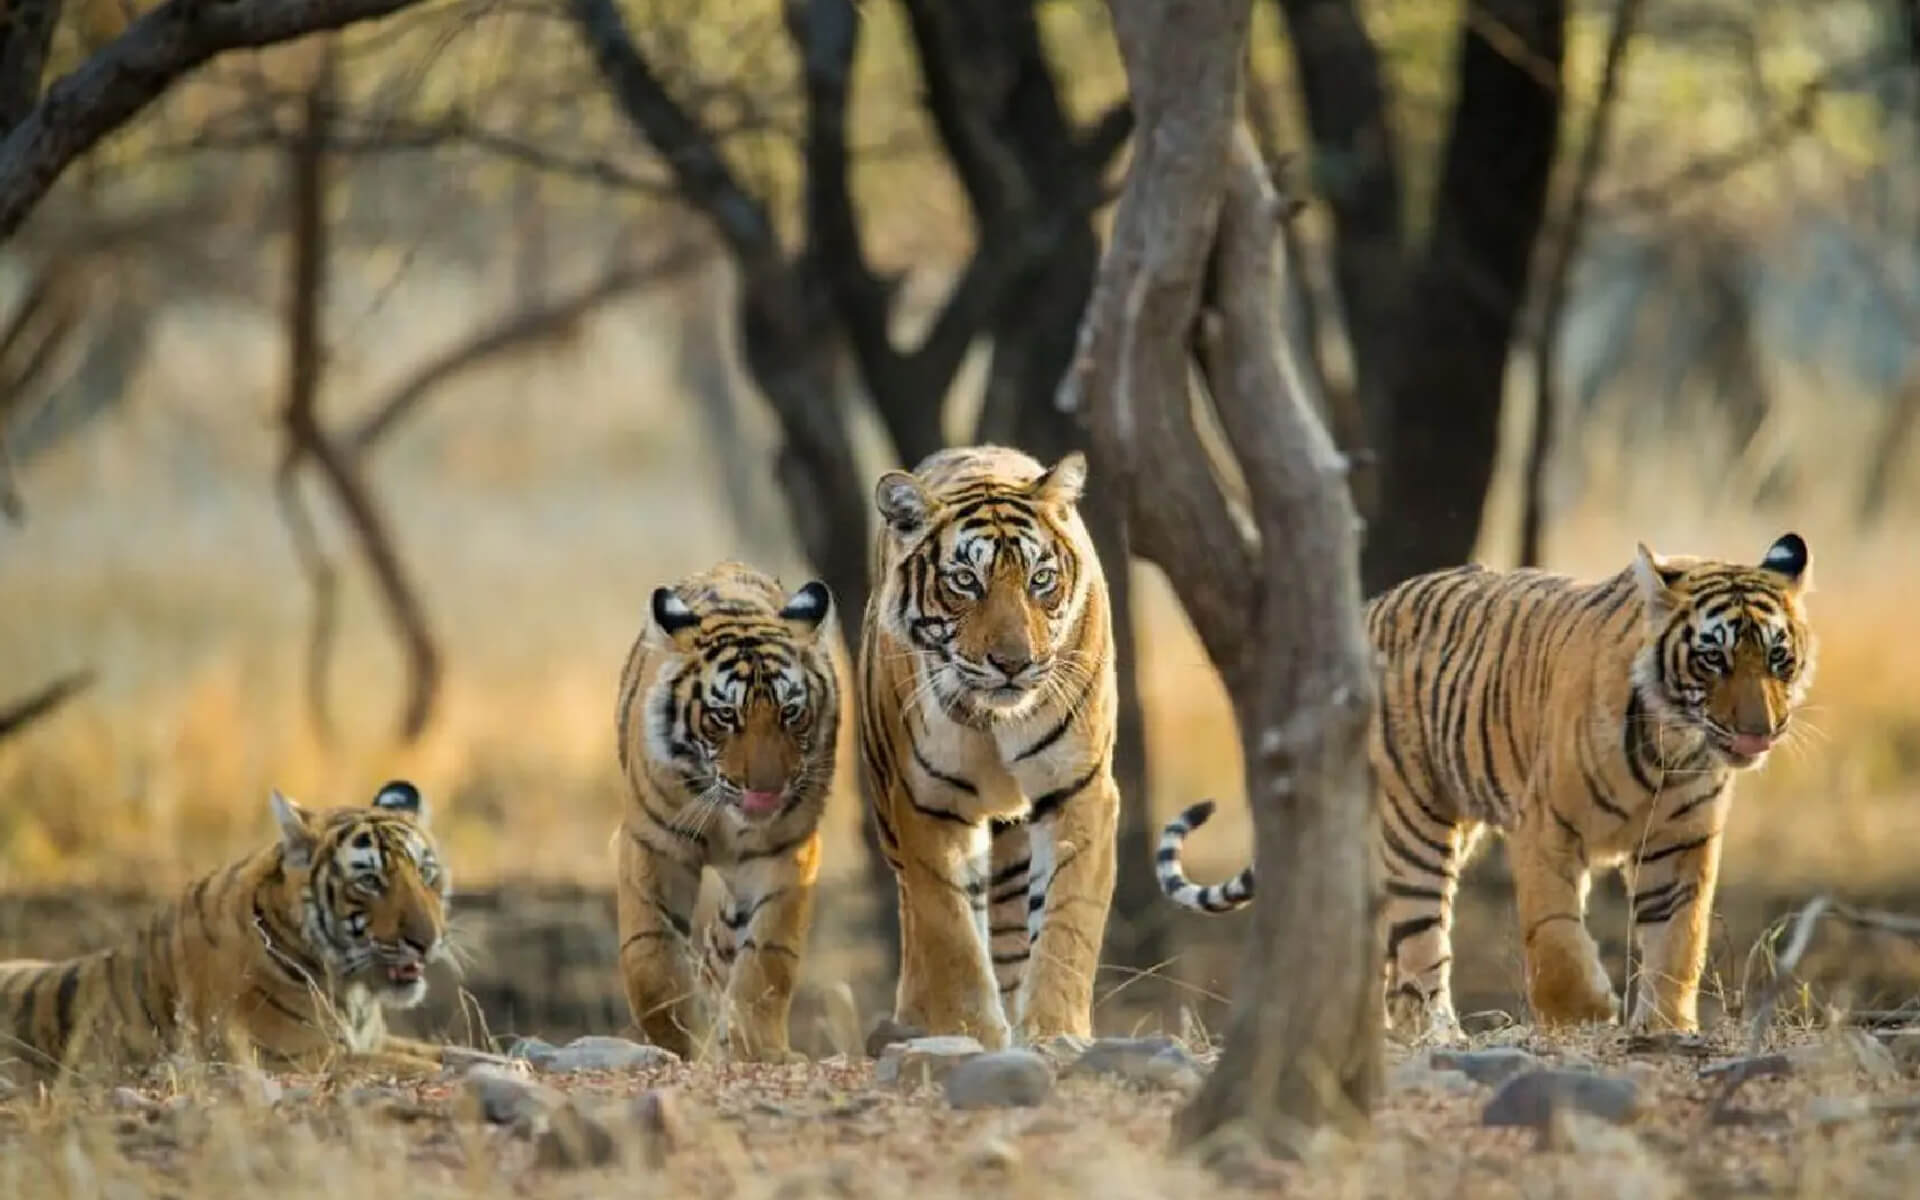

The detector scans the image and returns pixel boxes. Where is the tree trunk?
[1359,0,1566,593]
[1069,0,1380,1153]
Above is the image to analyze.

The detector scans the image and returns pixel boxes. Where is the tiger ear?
[651,587,700,644]
[372,779,426,823]
[1760,532,1809,594]
[875,471,935,536]
[271,789,316,870]
[1631,542,1684,612]
[779,581,832,640]
[1030,451,1087,508]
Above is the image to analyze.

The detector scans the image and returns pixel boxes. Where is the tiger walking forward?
[859,445,1118,1048]
[1156,534,1817,1040]
[613,562,840,1063]
[0,780,453,1082]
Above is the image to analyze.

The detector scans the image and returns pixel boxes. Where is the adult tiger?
[859,444,1117,1048]
[0,780,452,1081]
[1156,534,1816,1041]
[613,561,839,1063]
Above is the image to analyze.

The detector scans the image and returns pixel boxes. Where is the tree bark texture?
[1072,0,1381,1152]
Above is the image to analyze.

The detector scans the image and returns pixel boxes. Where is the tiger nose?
[986,650,1031,677]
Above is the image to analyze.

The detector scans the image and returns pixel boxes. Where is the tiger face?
[873,450,1091,722]
[647,571,835,821]
[272,780,449,1008]
[1632,532,1816,769]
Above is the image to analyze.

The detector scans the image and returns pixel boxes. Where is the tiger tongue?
[740,790,783,815]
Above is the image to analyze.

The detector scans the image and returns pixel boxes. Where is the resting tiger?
[0,780,452,1082]
[1157,534,1817,1040]
[859,445,1118,1048]
[613,561,839,1063]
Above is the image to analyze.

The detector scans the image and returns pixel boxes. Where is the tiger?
[0,780,453,1083]
[1155,533,1816,1041]
[613,561,840,1064]
[858,444,1118,1049]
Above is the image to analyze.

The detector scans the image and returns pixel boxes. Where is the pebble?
[1063,1036,1206,1094]
[874,1036,984,1089]
[944,1050,1054,1110]
[459,1064,564,1130]
[515,1035,679,1074]
[1481,1068,1644,1128]
[1428,1047,1539,1086]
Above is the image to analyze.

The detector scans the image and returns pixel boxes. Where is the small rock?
[1792,1030,1899,1084]
[534,1101,621,1170]
[1063,1036,1205,1094]
[1884,1029,1920,1070]
[521,1035,679,1074]
[458,1064,563,1130]
[108,1087,153,1112]
[508,1036,558,1063]
[1460,1010,1517,1036]
[1031,1034,1093,1065]
[626,1088,690,1167]
[944,1050,1053,1110]
[1482,1069,1643,1129]
[1429,1047,1539,1086]
[865,1017,926,1060]
[874,1036,984,1089]
[1805,1094,1874,1126]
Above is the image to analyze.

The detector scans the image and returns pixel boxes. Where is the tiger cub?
[858,445,1119,1048]
[0,780,452,1081]
[613,561,839,1063]
[1157,534,1816,1040]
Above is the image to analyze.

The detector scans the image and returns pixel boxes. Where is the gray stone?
[1481,1069,1644,1128]
[944,1050,1054,1110]
[459,1064,563,1129]
[534,1101,621,1170]
[519,1035,678,1074]
[1429,1047,1539,1086]
[864,1017,927,1060]
[1791,1030,1899,1084]
[1064,1036,1206,1094]
[874,1036,984,1089]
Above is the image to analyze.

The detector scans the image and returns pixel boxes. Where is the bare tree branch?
[278,50,440,742]
[1519,0,1643,568]
[0,667,95,743]
[567,0,782,280]
[349,241,711,454]
[0,0,432,241]
[0,0,62,136]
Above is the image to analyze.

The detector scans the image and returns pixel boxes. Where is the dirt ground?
[3,1021,1919,1199]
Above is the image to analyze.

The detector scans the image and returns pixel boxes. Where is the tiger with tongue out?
[613,561,841,1063]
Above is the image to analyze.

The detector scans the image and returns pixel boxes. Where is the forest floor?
[4,1021,1919,1199]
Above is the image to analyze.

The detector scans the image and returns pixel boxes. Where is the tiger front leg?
[615,826,706,1060]
[1510,805,1619,1028]
[715,833,821,1064]
[888,810,1008,1049]
[1015,773,1117,1044]
[1627,825,1724,1034]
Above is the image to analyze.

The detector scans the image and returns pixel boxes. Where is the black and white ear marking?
[780,580,832,634]
[1030,450,1088,507]
[373,779,424,818]
[1760,532,1808,584]
[875,471,934,536]
[270,788,316,870]
[652,587,699,636]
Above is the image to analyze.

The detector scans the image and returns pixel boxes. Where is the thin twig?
[0,668,96,742]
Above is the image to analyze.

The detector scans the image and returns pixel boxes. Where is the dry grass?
[4,1022,1920,1199]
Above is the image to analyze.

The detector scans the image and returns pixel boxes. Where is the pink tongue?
[1730,732,1773,756]
[741,790,783,815]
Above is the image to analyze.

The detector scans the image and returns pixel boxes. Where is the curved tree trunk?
[1068,0,1380,1153]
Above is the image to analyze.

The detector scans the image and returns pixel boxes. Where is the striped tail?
[1155,800,1254,914]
